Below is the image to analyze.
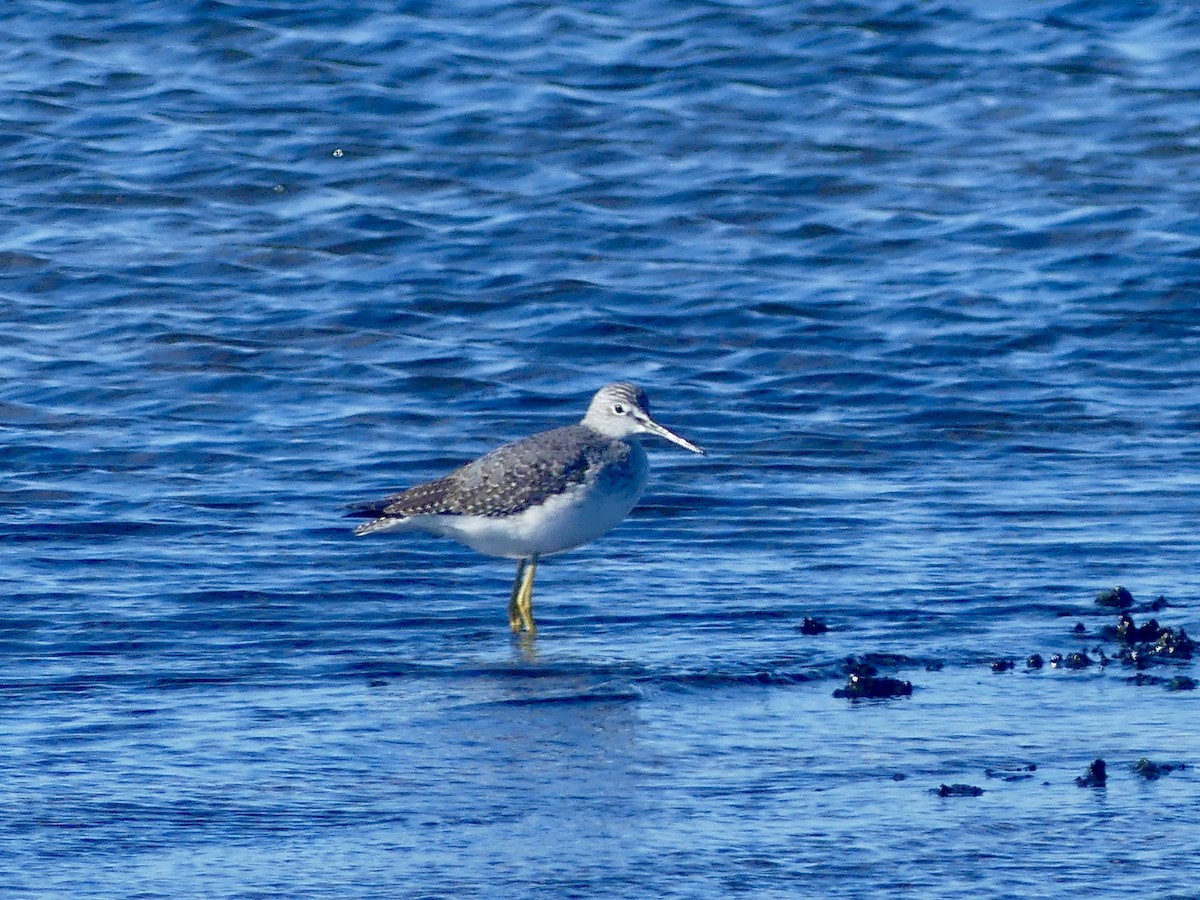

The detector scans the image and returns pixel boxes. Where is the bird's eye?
[613,403,626,415]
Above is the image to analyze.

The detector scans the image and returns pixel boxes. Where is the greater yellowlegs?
[347,382,704,634]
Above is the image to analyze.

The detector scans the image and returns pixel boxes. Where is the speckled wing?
[348,425,629,528]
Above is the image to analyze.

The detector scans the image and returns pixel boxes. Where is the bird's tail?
[345,500,408,536]
[351,517,406,536]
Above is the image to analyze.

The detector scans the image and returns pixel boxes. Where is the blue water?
[4,0,1200,895]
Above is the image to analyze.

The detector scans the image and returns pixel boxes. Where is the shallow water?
[3,0,1200,896]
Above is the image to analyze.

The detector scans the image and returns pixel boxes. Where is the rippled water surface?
[4,0,1200,896]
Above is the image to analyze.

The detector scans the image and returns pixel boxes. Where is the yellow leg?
[510,554,539,635]
[508,558,528,632]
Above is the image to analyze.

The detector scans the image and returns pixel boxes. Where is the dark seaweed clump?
[1132,758,1187,780]
[1095,586,1134,609]
[936,783,983,797]
[833,657,913,700]
[1106,613,1195,669]
[1075,758,1107,788]
[1019,589,1197,688]
[1050,650,1095,669]
[798,617,828,635]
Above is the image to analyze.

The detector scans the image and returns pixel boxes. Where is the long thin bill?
[644,418,705,454]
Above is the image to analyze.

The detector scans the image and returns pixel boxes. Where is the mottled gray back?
[353,424,636,520]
